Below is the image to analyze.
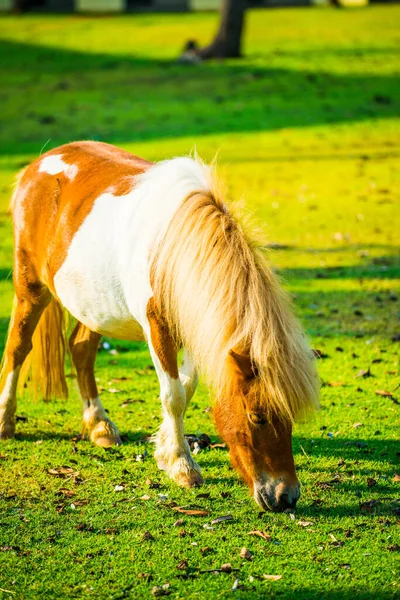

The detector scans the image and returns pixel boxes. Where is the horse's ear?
[229,349,258,380]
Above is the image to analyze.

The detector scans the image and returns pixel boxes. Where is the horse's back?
[12,142,212,340]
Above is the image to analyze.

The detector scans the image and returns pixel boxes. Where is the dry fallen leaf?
[355,368,371,379]
[121,398,144,408]
[328,381,346,387]
[70,500,89,509]
[178,528,191,538]
[360,500,380,513]
[317,482,333,490]
[248,530,272,542]
[151,585,170,597]
[76,523,94,532]
[185,433,212,451]
[138,573,153,581]
[353,422,363,428]
[141,531,154,541]
[146,478,161,489]
[375,390,393,398]
[311,499,324,507]
[367,478,377,487]
[140,495,151,501]
[330,540,345,548]
[211,514,233,525]
[298,520,313,527]
[56,488,76,498]
[240,547,253,560]
[48,466,79,478]
[263,574,282,581]
[172,507,209,516]
[173,519,184,527]
[220,563,233,573]
[393,474,400,482]
[388,544,400,552]
[176,560,188,570]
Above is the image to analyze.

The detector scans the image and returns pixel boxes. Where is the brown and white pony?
[0,142,319,511]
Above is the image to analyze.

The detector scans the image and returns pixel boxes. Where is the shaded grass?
[0,6,399,600]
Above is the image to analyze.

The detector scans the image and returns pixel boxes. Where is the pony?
[0,141,319,511]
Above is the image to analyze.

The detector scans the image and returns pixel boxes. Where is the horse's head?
[214,350,300,512]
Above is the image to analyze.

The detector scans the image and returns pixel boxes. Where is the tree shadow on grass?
[14,429,151,444]
[201,435,399,517]
[1,38,399,155]
[280,255,400,282]
[201,587,397,600]
[0,268,13,282]
[0,255,399,357]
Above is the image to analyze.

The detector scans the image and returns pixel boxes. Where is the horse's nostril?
[279,492,297,510]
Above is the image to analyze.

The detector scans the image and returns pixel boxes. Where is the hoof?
[93,434,122,448]
[0,423,15,440]
[86,418,121,448]
[175,470,204,488]
[160,454,204,488]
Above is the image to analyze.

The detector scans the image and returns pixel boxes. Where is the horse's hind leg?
[146,305,203,488]
[69,321,121,448]
[0,291,50,438]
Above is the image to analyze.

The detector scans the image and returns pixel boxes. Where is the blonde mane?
[150,159,319,422]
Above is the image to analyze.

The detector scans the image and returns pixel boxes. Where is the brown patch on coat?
[12,141,152,294]
[214,352,298,491]
[146,297,179,379]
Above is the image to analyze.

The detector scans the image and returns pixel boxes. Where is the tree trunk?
[12,0,27,11]
[199,0,247,59]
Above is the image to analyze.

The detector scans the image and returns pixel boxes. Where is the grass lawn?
[0,6,399,599]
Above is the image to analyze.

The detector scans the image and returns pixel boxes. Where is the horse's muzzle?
[254,478,300,512]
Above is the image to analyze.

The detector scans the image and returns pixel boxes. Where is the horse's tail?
[19,297,69,401]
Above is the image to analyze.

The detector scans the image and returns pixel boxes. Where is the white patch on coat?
[179,350,198,402]
[0,367,21,428]
[0,368,21,406]
[54,157,211,340]
[82,396,108,425]
[39,155,79,180]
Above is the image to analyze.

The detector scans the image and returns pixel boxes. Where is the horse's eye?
[248,412,267,426]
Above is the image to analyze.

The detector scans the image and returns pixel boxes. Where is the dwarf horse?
[0,142,319,511]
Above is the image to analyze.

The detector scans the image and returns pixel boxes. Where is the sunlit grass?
[0,6,399,599]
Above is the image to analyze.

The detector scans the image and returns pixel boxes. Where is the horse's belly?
[53,231,145,341]
[55,264,144,340]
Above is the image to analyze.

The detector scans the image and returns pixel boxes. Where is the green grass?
[0,6,399,599]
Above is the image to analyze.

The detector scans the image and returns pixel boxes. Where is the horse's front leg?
[146,303,203,488]
[179,350,198,404]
